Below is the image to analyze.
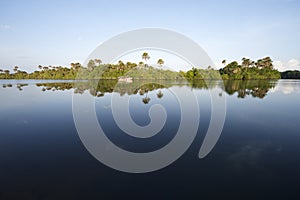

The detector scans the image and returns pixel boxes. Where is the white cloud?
[274,59,300,72]
[0,24,11,30]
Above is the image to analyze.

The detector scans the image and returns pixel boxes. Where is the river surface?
[0,79,300,199]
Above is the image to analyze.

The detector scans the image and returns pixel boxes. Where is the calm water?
[0,79,300,199]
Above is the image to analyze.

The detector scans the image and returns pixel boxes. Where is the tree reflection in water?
[2,80,278,100]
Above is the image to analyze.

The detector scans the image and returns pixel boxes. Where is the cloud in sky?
[0,24,11,30]
[273,59,300,71]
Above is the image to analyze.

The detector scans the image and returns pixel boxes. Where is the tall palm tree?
[70,63,76,69]
[142,52,150,67]
[157,58,164,79]
[262,57,273,69]
[4,70,10,79]
[255,59,263,69]
[157,59,164,67]
[95,59,102,66]
[242,58,251,68]
[87,59,96,71]
[222,60,226,66]
[13,66,19,73]
[118,60,125,74]
[138,61,144,67]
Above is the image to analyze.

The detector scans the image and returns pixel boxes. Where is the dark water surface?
[0,79,300,199]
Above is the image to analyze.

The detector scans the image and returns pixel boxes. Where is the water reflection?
[2,80,278,99]
[223,80,277,99]
[3,83,28,91]
[1,79,300,199]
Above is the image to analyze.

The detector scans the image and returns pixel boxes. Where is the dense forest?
[0,53,293,80]
[281,70,300,79]
[182,57,281,80]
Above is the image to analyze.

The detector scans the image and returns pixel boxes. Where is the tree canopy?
[0,56,290,80]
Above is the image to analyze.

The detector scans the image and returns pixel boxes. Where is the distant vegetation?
[179,57,280,80]
[0,54,293,80]
[281,70,300,79]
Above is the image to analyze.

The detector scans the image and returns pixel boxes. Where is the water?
[0,79,300,199]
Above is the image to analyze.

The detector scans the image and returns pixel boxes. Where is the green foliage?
[15,79,276,100]
[157,59,164,66]
[219,57,280,80]
[223,80,277,98]
[0,57,284,81]
[281,70,300,79]
[183,67,221,80]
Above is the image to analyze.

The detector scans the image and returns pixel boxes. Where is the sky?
[0,0,300,72]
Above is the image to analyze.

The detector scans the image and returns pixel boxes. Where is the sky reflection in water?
[0,79,300,199]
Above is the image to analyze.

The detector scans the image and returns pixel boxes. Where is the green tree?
[138,61,144,67]
[13,66,19,73]
[4,70,10,79]
[157,58,164,67]
[87,59,96,71]
[94,59,102,66]
[118,60,125,74]
[142,52,150,67]
[222,59,226,66]
[242,58,251,68]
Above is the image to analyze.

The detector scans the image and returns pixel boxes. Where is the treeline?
[0,52,182,80]
[182,57,281,80]
[219,57,281,80]
[0,55,291,80]
[0,65,79,80]
[281,70,300,79]
[0,63,182,80]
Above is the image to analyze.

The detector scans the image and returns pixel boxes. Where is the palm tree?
[126,62,133,69]
[261,57,273,69]
[95,59,102,66]
[138,61,144,68]
[71,62,82,70]
[157,59,164,67]
[4,70,10,79]
[142,52,150,67]
[157,58,164,79]
[13,66,19,73]
[255,59,263,69]
[70,63,76,69]
[87,59,96,71]
[242,58,251,68]
[222,60,226,66]
[118,60,125,74]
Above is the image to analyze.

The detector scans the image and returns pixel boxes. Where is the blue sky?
[0,0,300,71]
